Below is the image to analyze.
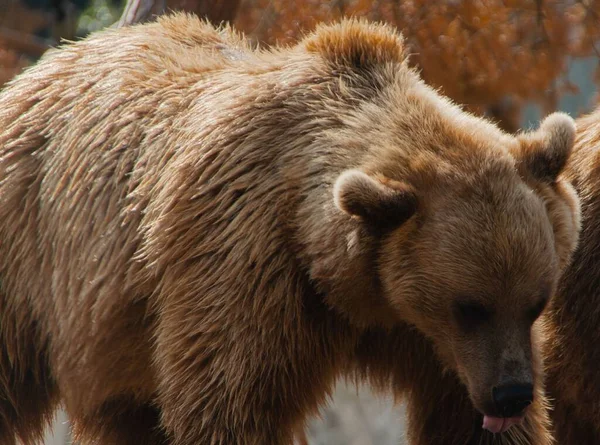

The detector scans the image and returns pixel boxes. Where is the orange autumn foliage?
[235,0,600,129]
[2,0,600,130]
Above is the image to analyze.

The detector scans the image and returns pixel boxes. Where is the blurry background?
[1,0,598,444]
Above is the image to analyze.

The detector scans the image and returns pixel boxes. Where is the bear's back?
[0,14,306,406]
[0,13,326,341]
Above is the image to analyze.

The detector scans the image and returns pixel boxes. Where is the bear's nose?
[492,384,534,418]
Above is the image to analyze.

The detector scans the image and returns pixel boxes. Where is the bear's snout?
[492,383,533,418]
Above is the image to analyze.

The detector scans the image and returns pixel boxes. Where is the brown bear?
[542,106,600,444]
[0,13,580,445]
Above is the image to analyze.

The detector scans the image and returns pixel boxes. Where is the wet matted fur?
[0,13,580,445]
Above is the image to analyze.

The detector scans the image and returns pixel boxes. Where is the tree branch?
[116,0,242,28]
[116,0,165,28]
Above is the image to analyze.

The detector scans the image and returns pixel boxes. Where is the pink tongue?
[482,415,523,433]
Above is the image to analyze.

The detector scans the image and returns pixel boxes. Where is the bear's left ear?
[333,170,417,230]
[514,112,576,183]
[303,19,406,69]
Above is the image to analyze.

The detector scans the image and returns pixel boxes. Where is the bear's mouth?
[482,415,524,433]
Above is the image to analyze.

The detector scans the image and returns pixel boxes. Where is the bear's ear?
[303,19,406,71]
[333,170,417,230]
[514,112,576,183]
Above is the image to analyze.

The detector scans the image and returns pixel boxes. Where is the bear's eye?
[453,301,493,328]
[526,297,548,322]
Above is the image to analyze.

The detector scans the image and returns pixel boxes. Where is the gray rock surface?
[306,383,407,445]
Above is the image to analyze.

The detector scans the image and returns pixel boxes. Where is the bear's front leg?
[354,326,474,444]
[394,362,475,445]
[152,289,342,445]
[355,326,481,445]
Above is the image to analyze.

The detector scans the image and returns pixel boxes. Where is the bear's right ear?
[514,112,576,184]
[333,170,417,230]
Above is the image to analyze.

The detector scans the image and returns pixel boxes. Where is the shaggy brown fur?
[543,106,600,444]
[0,14,580,445]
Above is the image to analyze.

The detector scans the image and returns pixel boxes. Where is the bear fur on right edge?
[543,106,600,445]
[0,13,580,445]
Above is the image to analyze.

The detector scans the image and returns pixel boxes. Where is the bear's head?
[301,20,581,433]
[332,113,579,432]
